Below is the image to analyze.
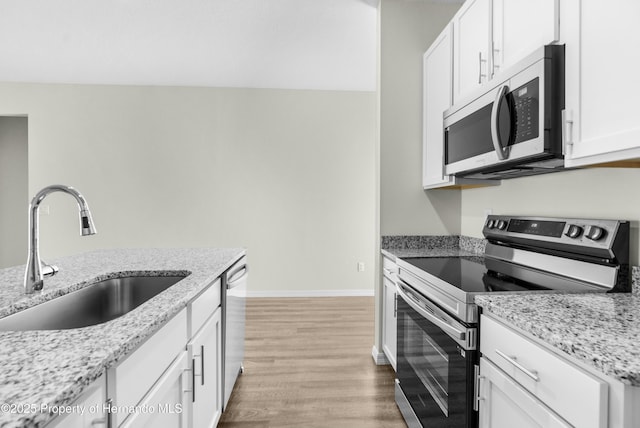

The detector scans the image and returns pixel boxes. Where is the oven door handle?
[396,283,466,342]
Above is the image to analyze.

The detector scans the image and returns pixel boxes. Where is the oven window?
[405,315,450,415]
[396,296,478,428]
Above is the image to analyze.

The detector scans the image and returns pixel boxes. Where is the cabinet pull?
[562,109,574,153]
[495,349,540,382]
[200,345,205,385]
[492,41,501,77]
[92,399,113,428]
[191,358,197,402]
[478,52,487,84]
[193,346,205,386]
[393,292,397,318]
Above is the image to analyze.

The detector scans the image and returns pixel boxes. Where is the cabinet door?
[563,0,640,167]
[382,276,397,371]
[453,0,491,103]
[47,377,107,428]
[190,308,223,428]
[479,357,571,428]
[119,351,190,428]
[492,0,559,76]
[423,25,454,189]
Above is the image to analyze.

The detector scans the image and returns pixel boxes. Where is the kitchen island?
[0,247,245,428]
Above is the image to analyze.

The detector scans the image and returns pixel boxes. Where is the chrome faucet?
[24,185,97,294]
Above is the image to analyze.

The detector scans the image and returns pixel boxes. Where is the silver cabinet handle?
[495,349,540,382]
[478,52,487,84]
[561,109,574,154]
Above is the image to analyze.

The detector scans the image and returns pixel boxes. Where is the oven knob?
[585,226,606,241]
[497,220,507,230]
[565,224,583,239]
[486,220,495,229]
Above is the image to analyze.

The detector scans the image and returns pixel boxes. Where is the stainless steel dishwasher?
[222,256,248,409]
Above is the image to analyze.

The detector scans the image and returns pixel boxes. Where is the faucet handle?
[41,263,59,278]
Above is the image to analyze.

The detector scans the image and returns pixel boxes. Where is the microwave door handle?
[491,85,511,160]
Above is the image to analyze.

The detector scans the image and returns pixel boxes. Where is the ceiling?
[0,0,378,91]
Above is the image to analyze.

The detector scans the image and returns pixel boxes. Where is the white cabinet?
[189,308,223,428]
[47,376,107,428]
[381,254,397,370]
[491,0,559,77]
[479,314,608,428]
[423,25,453,189]
[479,357,570,428]
[119,351,191,428]
[110,309,188,427]
[453,0,559,104]
[423,24,490,189]
[562,0,640,167]
[452,0,491,103]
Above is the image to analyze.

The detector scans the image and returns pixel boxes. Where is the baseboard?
[371,345,390,365]
[247,289,375,298]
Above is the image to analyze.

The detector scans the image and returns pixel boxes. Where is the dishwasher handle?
[227,265,248,289]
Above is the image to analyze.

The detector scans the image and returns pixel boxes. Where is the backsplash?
[382,235,486,254]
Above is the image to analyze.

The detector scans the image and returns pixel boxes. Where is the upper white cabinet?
[562,0,640,167]
[423,25,455,189]
[452,0,491,103]
[492,0,559,75]
[453,0,559,104]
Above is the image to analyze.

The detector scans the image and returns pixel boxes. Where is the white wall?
[0,116,28,268]
[0,82,377,294]
[380,0,462,236]
[461,168,640,264]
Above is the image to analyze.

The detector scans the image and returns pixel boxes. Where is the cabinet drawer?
[112,309,187,426]
[480,314,607,428]
[191,278,221,337]
[382,255,398,282]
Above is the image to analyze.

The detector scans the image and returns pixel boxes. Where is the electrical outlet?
[357,262,365,272]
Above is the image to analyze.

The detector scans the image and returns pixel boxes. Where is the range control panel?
[483,215,628,251]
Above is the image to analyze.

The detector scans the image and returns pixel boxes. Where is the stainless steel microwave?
[443,45,565,180]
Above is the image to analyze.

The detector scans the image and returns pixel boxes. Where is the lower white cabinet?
[381,254,397,370]
[119,351,191,428]
[47,376,107,428]
[189,308,223,428]
[479,357,570,428]
[479,314,607,428]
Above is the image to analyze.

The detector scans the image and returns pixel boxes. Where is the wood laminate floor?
[218,297,406,428]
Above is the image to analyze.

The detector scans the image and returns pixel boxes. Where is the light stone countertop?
[475,272,640,387]
[0,248,245,428]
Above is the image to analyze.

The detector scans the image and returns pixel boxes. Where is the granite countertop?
[476,277,640,387]
[0,248,245,428]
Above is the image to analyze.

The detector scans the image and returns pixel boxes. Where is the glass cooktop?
[402,256,551,293]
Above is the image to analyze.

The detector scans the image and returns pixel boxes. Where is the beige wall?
[461,168,640,264]
[0,117,28,268]
[380,0,462,236]
[0,82,377,294]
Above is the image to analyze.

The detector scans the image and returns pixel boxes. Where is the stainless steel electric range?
[394,215,630,428]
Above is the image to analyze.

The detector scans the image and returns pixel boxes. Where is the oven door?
[395,280,478,428]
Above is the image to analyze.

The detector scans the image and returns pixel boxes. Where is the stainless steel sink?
[0,275,186,331]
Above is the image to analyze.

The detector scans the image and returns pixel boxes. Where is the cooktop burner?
[402,256,552,293]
